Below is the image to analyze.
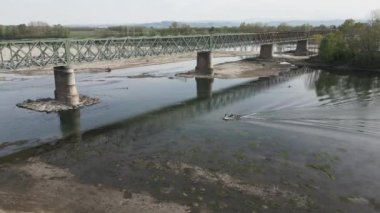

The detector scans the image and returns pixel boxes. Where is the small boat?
[223,114,241,121]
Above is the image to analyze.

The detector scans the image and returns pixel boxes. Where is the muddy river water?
[0,57,380,212]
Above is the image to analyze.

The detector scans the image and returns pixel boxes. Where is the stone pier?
[295,40,308,55]
[196,77,214,99]
[259,44,273,59]
[195,51,213,75]
[54,66,80,106]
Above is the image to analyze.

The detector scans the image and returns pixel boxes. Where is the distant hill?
[135,20,349,28]
[138,21,240,28]
[263,20,347,27]
[68,19,358,29]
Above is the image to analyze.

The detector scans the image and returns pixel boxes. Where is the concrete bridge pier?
[196,77,214,99]
[295,40,308,55]
[259,44,273,59]
[54,66,80,106]
[195,51,213,75]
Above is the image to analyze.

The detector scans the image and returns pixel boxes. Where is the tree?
[0,26,3,39]
[312,34,324,45]
[17,24,28,36]
[339,19,356,34]
[296,24,313,31]
[209,27,215,34]
[170,22,178,29]
[319,12,380,68]
[277,23,291,31]
[319,32,348,62]
[28,21,49,27]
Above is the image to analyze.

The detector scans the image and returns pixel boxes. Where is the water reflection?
[246,68,380,137]
[2,68,380,212]
[0,69,307,161]
[0,70,316,213]
[58,109,82,142]
[7,68,380,160]
[196,77,214,99]
[311,70,380,106]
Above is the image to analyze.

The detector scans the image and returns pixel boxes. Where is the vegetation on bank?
[0,22,70,40]
[318,10,380,68]
[102,22,326,37]
[0,21,330,40]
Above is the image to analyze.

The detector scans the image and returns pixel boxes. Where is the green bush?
[319,19,380,68]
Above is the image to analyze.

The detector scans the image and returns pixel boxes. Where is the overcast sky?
[1,0,380,25]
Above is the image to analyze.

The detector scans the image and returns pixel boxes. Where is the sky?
[1,0,380,25]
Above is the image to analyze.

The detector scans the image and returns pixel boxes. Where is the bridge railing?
[0,30,331,70]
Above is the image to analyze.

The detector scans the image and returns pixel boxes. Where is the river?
[0,58,380,212]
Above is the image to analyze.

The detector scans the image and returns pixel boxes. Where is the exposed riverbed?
[1,56,380,212]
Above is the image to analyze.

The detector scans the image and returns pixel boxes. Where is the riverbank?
[0,52,308,82]
[296,56,380,73]
[176,57,299,79]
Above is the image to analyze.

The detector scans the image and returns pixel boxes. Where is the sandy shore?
[0,158,191,213]
[0,53,306,83]
[177,57,300,79]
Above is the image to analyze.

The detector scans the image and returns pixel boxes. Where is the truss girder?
[0,30,329,70]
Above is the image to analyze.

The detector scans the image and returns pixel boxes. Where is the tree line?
[1,22,332,40]
[0,24,70,40]
[319,10,380,68]
[97,22,330,37]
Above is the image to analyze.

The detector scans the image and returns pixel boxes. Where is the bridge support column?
[195,51,213,75]
[295,40,308,55]
[259,44,273,59]
[54,66,80,106]
[196,77,214,99]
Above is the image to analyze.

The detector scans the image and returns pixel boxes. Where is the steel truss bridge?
[0,30,329,70]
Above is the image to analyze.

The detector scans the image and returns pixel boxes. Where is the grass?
[307,163,335,180]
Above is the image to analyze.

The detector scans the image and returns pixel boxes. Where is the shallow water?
[1,59,380,212]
